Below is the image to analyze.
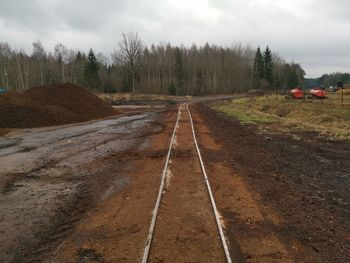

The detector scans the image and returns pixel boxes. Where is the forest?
[304,72,350,89]
[0,33,305,95]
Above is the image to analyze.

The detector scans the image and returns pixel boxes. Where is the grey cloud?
[54,0,128,31]
[0,0,350,77]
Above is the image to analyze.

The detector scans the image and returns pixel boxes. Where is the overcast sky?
[0,0,349,77]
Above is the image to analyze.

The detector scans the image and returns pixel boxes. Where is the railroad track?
[141,103,232,263]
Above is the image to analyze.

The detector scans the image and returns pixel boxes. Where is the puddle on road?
[102,176,130,200]
[0,113,155,175]
[0,112,160,262]
[0,139,20,150]
[139,138,151,150]
[0,113,150,154]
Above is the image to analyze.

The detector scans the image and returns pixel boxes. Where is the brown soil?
[51,105,227,262]
[48,107,179,263]
[0,108,163,263]
[2,99,349,263]
[0,129,11,137]
[193,103,350,262]
[148,105,226,262]
[0,83,118,128]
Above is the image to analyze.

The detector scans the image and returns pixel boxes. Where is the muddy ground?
[0,108,166,262]
[0,101,349,263]
[194,103,350,262]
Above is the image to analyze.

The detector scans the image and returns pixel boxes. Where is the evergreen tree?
[84,48,100,89]
[75,51,86,85]
[0,39,305,94]
[285,63,305,88]
[263,46,273,85]
[174,47,184,95]
[253,47,264,82]
[194,68,204,96]
[286,64,299,88]
[168,82,176,95]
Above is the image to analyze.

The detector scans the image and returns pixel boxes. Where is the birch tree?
[32,40,46,85]
[54,43,68,83]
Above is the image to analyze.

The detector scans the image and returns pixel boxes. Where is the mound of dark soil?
[0,83,118,128]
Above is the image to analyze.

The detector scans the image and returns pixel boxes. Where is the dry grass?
[0,129,12,137]
[213,93,350,139]
[335,88,350,95]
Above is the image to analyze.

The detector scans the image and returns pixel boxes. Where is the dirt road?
[0,110,164,262]
[1,102,349,262]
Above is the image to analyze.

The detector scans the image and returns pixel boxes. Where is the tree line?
[304,72,350,89]
[251,46,305,94]
[0,33,305,95]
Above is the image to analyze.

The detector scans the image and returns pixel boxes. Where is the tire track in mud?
[0,112,155,159]
[20,183,93,263]
[44,107,178,263]
[0,110,164,263]
[0,112,163,194]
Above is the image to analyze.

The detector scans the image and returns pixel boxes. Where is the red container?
[310,87,326,98]
[290,88,303,99]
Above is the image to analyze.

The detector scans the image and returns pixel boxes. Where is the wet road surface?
[0,110,161,262]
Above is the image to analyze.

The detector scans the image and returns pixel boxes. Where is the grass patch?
[213,102,277,124]
[212,95,350,139]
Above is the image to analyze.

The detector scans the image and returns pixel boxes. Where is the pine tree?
[194,68,204,96]
[84,48,100,89]
[253,47,264,82]
[168,82,176,95]
[75,51,86,85]
[286,63,301,88]
[263,46,273,85]
[174,47,184,95]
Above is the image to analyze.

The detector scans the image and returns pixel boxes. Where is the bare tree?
[15,51,25,90]
[67,49,77,83]
[54,43,68,83]
[96,52,109,65]
[32,40,46,85]
[0,42,11,89]
[114,32,144,93]
[0,39,305,95]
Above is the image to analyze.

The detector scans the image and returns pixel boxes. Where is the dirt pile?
[0,83,118,128]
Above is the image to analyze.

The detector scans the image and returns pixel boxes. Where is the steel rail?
[186,103,233,263]
[141,103,232,263]
[141,104,182,263]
